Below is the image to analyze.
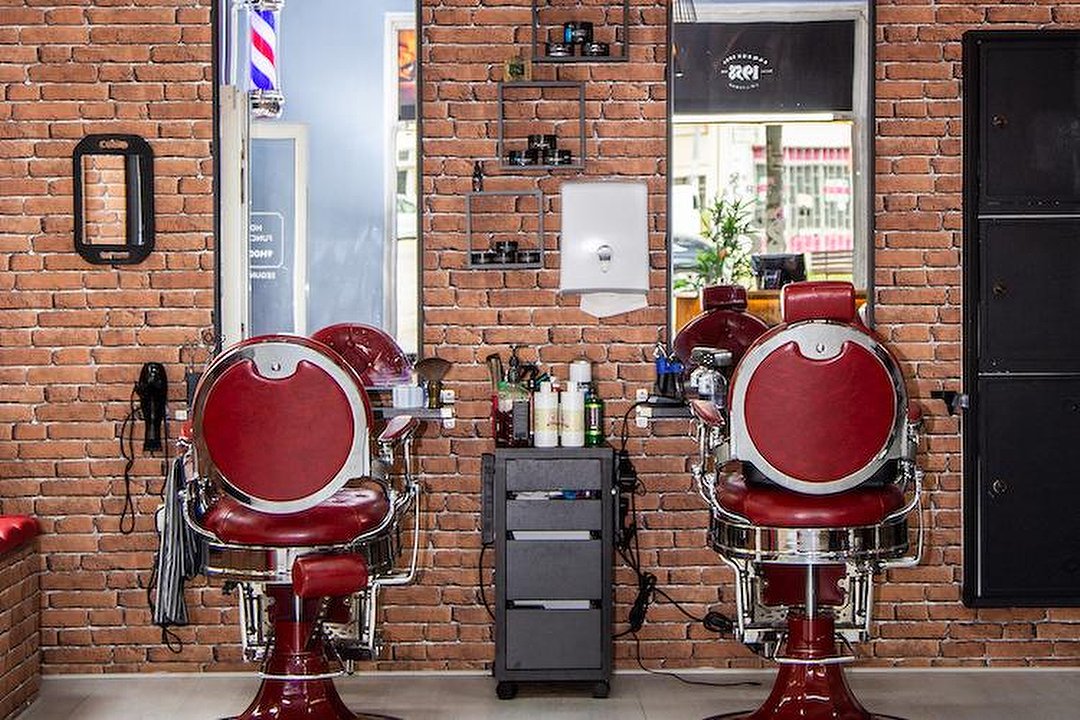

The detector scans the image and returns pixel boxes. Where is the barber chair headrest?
[781,281,856,324]
[193,335,373,514]
[702,284,749,312]
[730,281,908,495]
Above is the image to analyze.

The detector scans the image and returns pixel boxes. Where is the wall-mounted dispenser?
[558,181,649,317]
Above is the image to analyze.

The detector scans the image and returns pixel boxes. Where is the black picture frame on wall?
[72,133,155,266]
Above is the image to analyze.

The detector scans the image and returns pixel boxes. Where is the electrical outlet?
[635,387,649,402]
[173,409,189,421]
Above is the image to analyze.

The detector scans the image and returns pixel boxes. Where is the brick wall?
[0,543,41,719]
[2,0,1080,675]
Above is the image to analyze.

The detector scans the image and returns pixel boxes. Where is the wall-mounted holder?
[73,134,155,265]
[466,190,545,269]
[498,81,586,171]
[531,0,630,63]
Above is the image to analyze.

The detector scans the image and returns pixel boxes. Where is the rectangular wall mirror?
[668,0,872,330]
[214,0,421,354]
[73,133,155,265]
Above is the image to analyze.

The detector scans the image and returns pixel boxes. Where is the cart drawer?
[505,458,603,492]
[505,608,602,670]
[505,540,602,599]
[506,499,602,531]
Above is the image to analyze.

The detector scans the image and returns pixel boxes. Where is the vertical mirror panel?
[215,0,420,354]
[668,1,872,331]
[80,155,129,247]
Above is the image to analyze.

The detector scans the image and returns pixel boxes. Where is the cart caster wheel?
[591,680,610,699]
[496,682,518,700]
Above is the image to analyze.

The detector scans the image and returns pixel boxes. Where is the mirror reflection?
[80,155,129,247]
[216,0,420,354]
[670,0,871,329]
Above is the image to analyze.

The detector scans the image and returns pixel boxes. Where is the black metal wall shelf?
[531,0,630,63]
[497,81,586,172]
[466,189,545,269]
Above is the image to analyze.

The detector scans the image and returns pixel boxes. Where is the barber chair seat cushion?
[716,471,903,528]
[0,515,39,555]
[201,486,390,546]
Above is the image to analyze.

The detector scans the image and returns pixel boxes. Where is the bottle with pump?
[532,380,559,448]
[559,384,585,447]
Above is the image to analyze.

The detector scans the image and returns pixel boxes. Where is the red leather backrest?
[743,340,896,483]
[195,336,371,512]
[781,281,856,324]
[673,284,769,368]
[731,281,903,493]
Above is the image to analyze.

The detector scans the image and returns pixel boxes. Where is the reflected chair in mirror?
[182,330,422,720]
[689,281,923,720]
[673,284,770,369]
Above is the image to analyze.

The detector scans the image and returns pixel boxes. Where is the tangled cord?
[614,402,756,688]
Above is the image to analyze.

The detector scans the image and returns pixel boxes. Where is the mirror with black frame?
[214,0,420,354]
[73,134,155,265]
[668,0,872,329]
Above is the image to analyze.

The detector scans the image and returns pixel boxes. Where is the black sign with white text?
[674,21,855,114]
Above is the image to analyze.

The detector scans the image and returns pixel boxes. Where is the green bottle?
[584,383,604,447]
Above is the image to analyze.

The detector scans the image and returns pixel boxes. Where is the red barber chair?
[689,282,922,720]
[183,329,422,720]
[673,284,770,369]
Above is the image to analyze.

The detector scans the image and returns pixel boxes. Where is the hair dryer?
[136,362,168,451]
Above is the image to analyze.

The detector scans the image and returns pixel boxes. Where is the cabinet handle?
[990,478,1009,497]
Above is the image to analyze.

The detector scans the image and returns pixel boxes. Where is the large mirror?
[669,0,872,329]
[214,0,420,354]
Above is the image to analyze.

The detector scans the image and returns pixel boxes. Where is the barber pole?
[249,0,284,118]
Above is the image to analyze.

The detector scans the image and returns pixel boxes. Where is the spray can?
[584,384,604,447]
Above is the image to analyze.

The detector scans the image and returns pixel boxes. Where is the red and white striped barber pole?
[249,0,284,118]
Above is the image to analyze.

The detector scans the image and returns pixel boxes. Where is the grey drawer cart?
[489,446,614,699]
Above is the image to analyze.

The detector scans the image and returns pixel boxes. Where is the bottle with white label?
[532,381,559,448]
[559,387,585,447]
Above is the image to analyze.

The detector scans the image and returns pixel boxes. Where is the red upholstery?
[744,340,896,483]
[716,472,904,528]
[201,487,390,546]
[0,515,39,555]
[311,323,411,388]
[292,554,369,598]
[761,566,846,607]
[673,286,769,368]
[781,281,856,323]
[702,284,749,312]
[202,358,355,504]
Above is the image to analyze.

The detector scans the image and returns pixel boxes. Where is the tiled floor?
[18,669,1080,720]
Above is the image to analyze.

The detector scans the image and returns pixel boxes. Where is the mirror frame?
[210,0,424,355]
[665,0,876,334]
[73,133,156,266]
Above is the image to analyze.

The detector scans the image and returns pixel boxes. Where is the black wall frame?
[962,30,1080,607]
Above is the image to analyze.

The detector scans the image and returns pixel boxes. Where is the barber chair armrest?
[688,399,725,427]
[378,415,419,445]
[881,467,924,569]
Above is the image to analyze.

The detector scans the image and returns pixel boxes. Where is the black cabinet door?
[964,31,1080,606]
[977,35,1080,212]
[973,378,1080,603]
